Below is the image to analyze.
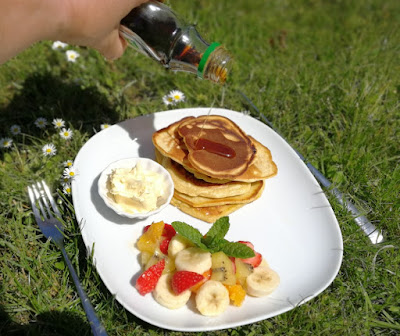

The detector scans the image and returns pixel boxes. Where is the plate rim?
[72,107,343,332]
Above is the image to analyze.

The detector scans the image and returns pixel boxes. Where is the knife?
[238,90,384,244]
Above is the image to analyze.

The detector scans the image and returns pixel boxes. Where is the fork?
[28,181,108,336]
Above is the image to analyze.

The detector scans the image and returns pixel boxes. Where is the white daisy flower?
[52,118,65,129]
[63,167,77,179]
[59,128,73,140]
[52,41,68,50]
[162,94,175,106]
[62,183,72,195]
[66,50,80,62]
[0,137,13,148]
[60,176,70,184]
[100,124,111,130]
[241,110,251,116]
[63,160,74,167]
[10,125,21,135]
[35,117,48,129]
[169,90,185,103]
[42,143,57,156]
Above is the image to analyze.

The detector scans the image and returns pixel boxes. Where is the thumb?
[95,28,127,60]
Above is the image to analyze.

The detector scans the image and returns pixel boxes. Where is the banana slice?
[246,267,280,297]
[168,235,193,258]
[175,247,212,274]
[153,274,191,309]
[195,280,230,316]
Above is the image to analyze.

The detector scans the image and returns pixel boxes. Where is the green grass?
[1,0,399,334]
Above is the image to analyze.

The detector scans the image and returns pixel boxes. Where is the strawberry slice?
[159,237,171,255]
[238,241,262,268]
[241,252,262,267]
[162,224,176,239]
[229,256,236,273]
[171,271,204,294]
[135,259,165,295]
[238,240,255,250]
[190,270,212,293]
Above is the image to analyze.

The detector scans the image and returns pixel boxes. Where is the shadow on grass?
[0,304,92,336]
[0,71,119,136]
[0,72,163,334]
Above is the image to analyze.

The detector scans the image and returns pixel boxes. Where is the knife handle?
[238,90,384,244]
[306,162,384,244]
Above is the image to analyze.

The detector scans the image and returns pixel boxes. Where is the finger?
[96,29,126,60]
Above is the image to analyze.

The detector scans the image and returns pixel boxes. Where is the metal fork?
[27,181,108,336]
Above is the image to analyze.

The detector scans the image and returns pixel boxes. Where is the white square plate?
[72,108,343,332]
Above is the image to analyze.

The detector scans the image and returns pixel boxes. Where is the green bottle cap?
[197,42,221,78]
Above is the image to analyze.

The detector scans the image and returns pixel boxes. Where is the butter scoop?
[108,163,165,213]
[98,158,174,219]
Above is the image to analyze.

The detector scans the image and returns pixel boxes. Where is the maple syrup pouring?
[195,106,214,141]
[194,138,236,158]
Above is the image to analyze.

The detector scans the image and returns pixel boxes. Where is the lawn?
[0,0,399,335]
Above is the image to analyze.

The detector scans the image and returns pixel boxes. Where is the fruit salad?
[135,217,280,316]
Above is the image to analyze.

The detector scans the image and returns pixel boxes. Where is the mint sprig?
[171,221,208,250]
[204,216,230,240]
[171,216,255,259]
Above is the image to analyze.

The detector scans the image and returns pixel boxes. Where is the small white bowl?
[98,157,174,219]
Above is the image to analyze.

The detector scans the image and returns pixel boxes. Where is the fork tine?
[31,183,50,220]
[36,181,53,218]
[41,180,62,218]
[27,186,43,223]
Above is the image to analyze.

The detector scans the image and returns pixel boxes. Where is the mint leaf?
[172,218,257,258]
[202,237,229,253]
[205,216,230,240]
[171,221,208,250]
[220,241,255,258]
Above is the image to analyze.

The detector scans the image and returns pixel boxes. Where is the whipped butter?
[108,163,166,213]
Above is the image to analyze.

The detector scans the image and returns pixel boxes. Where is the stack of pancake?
[152,115,277,222]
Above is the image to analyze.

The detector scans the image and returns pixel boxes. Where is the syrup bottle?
[120,0,233,84]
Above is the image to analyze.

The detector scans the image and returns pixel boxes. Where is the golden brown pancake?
[173,180,265,207]
[155,148,252,198]
[152,114,278,222]
[152,117,191,164]
[153,116,277,183]
[170,197,247,223]
[177,115,256,179]
[187,136,278,183]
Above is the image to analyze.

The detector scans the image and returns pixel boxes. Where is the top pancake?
[152,115,277,182]
[177,115,256,179]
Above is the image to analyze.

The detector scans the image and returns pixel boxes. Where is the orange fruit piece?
[225,283,246,307]
[136,221,165,254]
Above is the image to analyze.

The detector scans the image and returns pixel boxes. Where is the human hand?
[58,0,149,60]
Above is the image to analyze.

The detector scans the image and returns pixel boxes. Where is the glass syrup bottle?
[120,0,233,84]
